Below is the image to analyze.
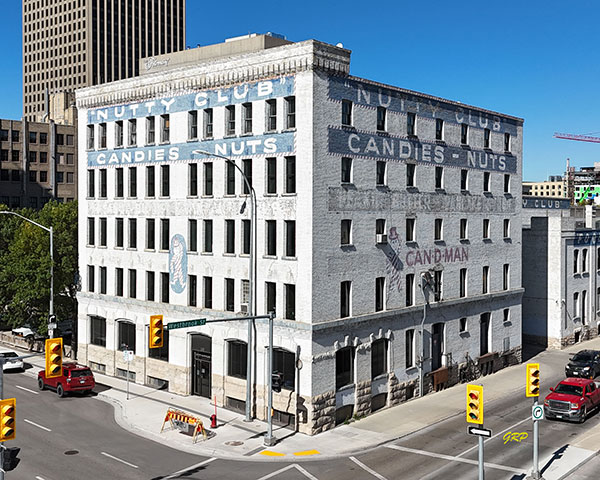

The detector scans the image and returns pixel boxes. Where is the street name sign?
[532,404,544,421]
[468,426,492,438]
[166,318,206,330]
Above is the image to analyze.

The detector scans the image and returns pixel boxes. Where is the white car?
[11,326,36,339]
[0,350,24,371]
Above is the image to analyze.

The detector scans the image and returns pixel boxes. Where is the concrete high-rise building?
[22,0,186,122]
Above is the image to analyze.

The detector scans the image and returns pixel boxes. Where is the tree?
[0,201,78,334]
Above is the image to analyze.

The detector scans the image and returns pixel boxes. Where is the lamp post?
[192,150,256,423]
[0,211,54,337]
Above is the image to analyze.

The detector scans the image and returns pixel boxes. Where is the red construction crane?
[554,132,600,143]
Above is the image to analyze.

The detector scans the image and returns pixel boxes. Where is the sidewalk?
[10,337,600,475]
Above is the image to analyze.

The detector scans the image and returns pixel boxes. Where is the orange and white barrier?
[160,407,207,443]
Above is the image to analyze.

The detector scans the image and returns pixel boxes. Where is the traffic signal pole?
[533,398,540,479]
[0,361,4,480]
[264,311,276,446]
[478,432,484,480]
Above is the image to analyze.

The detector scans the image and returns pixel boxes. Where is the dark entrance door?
[432,323,444,371]
[480,313,490,356]
[191,334,212,398]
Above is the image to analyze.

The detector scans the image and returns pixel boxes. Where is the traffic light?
[272,372,283,393]
[149,315,163,349]
[2,446,20,471]
[526,363,540,397]
[45,337,63,379]
[0,398,16,441]
[466,384,483,424]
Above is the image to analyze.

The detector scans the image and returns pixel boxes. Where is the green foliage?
[0,201,78,333]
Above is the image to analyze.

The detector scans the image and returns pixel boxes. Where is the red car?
[37,363,95,398]
[544,378,600,423]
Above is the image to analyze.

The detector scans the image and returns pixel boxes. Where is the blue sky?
[3,1,599,181]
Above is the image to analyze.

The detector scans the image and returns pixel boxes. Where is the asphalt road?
[3,353,598,480]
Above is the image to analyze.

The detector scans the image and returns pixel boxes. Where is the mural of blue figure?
[169,234,188,294]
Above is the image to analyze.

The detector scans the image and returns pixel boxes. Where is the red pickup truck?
[544,378,600,423]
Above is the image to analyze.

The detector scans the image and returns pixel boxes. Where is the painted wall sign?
[144,56,171,71]
[328,127,517,173]
[328,76,520,135]
[86,131,295,167]
[169,234,187,294]
[522,196,570,210]
[405,246,469,267]
[87,76,295,123]
[574,231,600,246]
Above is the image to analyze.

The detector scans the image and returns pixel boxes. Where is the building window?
[227,340,247,378]
[242,219,251,255]
[574,292,580,318]
[503,219,510,239]
[118,321,136,353]
[188,274,197,307]
[226,105,236,136]
[435,166,444,189]
[405,329,415,368]
[266,281,276,315]
[187,163,198,197]
[460,218,468,240]
[129,269,137,298]
[504,174,510,194]
[574,249,580,274]
[161,272,169,303]
[285,220,296,257]
[285,156,296,194]
[242,103,253,134]
[115,120,123,147]
[285,96,296,129]
[340,281,351,318]
[225,278,235,312]
[161,165,170,197]
[87,218,95,246]
[203,162,213,196]
[226,161,236,195]
[126,218,136,249]
[341,157,352,184]
[285,284,295,320]
[188,111,198,140]
[87,170,95,198]
[225,219,235,254]
[375,277,385,312]
[434,218,443,241]
[187,219,197,253]
[341,219,352,246]
[115,218,124,248]
[204,220,213,253]
[371,339,388,379]
[115,268,124,297]
[405,274,414,306]
[146,166,155,197]
[146,117,155,144]
[482,266,489,294]
[266,157,277,194]
[128,119,137,146]
[90,316,106,347]
[129,167,137,197]
[503,263,509,290]
[433,270,442,301]
[376,219,386,237]
[342,99,352,126]
[406,218,416,242]
[336,347,354,389]
[461,169,468,191]
[484,128,491,148]
[160,114,170,143]
[87,265,95,292]
[459,318,467,333]
[99,218,107,247]
[483,219,490,239]
[145,219,156,250]
[266,99,277,132]
[242,159,252,194]
[483,172,491,192]
[146,271,155,301]
[204,277,213,308]
[406,163,416,187]
[376,161,386,186]
[582,248,589,272]
[435,118,444,140]
[461,124,468,145]
[87,124,95,149]
[377,106,386,131]
[115,168,124,198]
[100,267,107,294]
[407,112,416,136]
[266,220,277,256]
[504,133,511,152]
[99,123,107,148]
[204,108,213,138]
[273,348,295,390]
[460,268,467,297]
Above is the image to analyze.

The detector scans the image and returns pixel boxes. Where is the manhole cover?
[224,441,244,446]
[64,450,79,455]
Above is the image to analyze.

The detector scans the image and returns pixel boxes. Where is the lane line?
[385,444,522,473]
[294,465,319,480]
[349,456,388,480]
[35,477,47,480]
[256,464,296,480]
[163,457,216,479]
[100,452,139,469]
[24,419,51,432]
[16,385,39,395]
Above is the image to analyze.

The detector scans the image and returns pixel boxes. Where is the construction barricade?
[160,407,208,443]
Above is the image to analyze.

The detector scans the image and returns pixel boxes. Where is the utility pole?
[264,311,276,446]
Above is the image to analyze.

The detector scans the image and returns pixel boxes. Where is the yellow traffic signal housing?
[0,398,16,441]
[526,363,540,397]
[466,384,484,424]
[149,315,164,349]
[45,338,63,379]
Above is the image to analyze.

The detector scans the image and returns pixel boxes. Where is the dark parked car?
[565,350,600,379]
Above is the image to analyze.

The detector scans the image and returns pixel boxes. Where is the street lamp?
[192,149,256,423]
[0,211,54,337]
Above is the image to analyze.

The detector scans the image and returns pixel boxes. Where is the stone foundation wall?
[354,380,371,418]
[309,391,336,435]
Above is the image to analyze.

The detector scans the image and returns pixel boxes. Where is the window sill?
[461,189,470,195]
[406,186,419,193]
[223,134,236,139]
[187,195,199,199]
[201,194,214,199]
[434,240,445,245]
[341,124,356,130]
[435,188,446,194]
[282,256,297,261]
[503,237,512,243]
[341,182,355,189]
[460,144,471,149]
[201,252,213,256]
[573,273,581,278]
[376,184,389,191]
[240,132,254,137]
[202,136,214,141]
[188,251,198,255]
[223,253,236,257]
[281,192,297,197]
[146,143,156,147]
[98,245,108,249]
[377,129,389,135]
[263,255,278,260]
[483,191,493,197]
[283,127,297,133]
[158,196,170,200]
[144,249,156,253]
[504,193,513,199]
[405,241,417,246]
[405,366,418,374]
[115,145,124,150]
[483,238,492,243]
[459,330,469,337]
[264,193,278,197]
[187,138,198,143]
[114,246,124,250]
[336,383,355,392]
[407,134,418,140]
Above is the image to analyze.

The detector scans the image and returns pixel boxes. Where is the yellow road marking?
[260,450,285,457]
[294,449,320,456]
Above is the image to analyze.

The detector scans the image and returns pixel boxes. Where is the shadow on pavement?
[541,444,569,476]
[522,343,547,362]
[149,463,209,480]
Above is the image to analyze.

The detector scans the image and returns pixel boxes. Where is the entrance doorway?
[431,323,444,371]
[191,334,212,398]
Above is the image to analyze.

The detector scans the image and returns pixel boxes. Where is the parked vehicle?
[0,350,24,372]
[37,363,95,398]
[565,350,600,378]
[544,378,600,423]
[11,325,36,340]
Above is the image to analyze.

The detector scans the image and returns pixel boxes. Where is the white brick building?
[76,34,524,434]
